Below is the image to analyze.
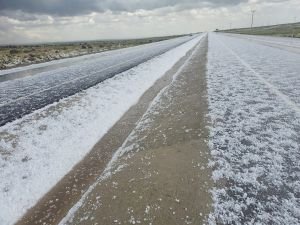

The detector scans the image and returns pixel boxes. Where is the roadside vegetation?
[0,35,185,70]
[218,22,300,38]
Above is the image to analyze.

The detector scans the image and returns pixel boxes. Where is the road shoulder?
[61,36,212,225]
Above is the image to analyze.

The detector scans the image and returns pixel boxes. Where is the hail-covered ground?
[0,35,197,127]
[207,33,300,224]
[1,31,299,225]
[225,33,300,48]
[0,35,203,225]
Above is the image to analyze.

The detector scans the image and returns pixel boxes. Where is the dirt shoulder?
[61,36,212,225]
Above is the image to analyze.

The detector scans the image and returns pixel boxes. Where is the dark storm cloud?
[1,10,41,21]
[0,0,99,16]
[0,0,249,17]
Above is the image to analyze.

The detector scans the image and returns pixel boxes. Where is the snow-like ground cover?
[207,33,300,224]
[0,34,203,225]
[0,36,193,104]
[225,33,300,48]
[0,35,196,127]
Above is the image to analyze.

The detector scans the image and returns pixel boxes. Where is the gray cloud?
[0,0,99,16]
[1,10,42,21]
[0,0,297,45]
[0,0,249,17]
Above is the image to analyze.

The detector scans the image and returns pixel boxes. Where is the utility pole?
[251,10,256,28]
[292,16,296,38]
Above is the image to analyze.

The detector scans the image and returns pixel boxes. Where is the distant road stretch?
[0,35,197,126]
[222,33,300,54]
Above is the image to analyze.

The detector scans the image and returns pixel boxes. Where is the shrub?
[9,49,20,54]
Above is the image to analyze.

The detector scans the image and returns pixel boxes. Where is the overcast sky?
[0,0,299,44]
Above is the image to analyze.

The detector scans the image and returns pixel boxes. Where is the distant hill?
[218,22,300,38]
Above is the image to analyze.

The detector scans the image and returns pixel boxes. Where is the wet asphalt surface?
[0,35,195,127]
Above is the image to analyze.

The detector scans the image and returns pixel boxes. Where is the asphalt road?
[208,33,300,224]
[0,35,196,126]
[222,33,300,54]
